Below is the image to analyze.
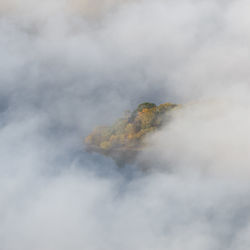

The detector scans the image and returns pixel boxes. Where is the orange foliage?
[85,102,178,165]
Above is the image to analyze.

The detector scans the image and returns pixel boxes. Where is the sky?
[1,0,250,249]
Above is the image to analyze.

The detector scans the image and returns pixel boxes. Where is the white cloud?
[1,0,250,249]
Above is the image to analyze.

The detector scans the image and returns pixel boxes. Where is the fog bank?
[1,0,250,249]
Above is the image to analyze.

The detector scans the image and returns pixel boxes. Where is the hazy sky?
[1,0,250,249]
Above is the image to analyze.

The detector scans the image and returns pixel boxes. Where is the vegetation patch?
[85,102,179,166]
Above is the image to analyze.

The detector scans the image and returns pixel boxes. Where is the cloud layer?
[1,0,250,249]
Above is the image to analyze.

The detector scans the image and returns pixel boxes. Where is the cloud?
[139,88,250,177]
[1,0,250,249]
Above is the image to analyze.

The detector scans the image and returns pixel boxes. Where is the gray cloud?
[1,0,250,249]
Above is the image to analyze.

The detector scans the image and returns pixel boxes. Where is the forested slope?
[85,102,179,166]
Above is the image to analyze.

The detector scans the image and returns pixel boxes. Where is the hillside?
[85,102,179,166]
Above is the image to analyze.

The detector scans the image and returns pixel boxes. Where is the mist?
[1,0,250,249]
